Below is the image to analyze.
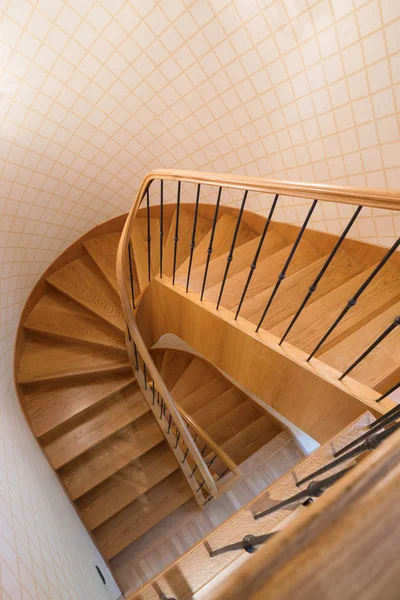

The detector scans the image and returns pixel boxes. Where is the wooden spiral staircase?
[14,170,400,599]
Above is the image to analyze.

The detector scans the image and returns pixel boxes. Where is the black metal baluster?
[235,193,279,319]
[307,235,400,360]
[127,242,136,309]
[334,407,400,457]
[152,384,155,405]
[216,190,248,310]
[190,465,198,478]
[186,184,201,292]
[175,431,181,449]
[182,447,189,463]
[200,187,222,301]
[375,381,400,404]
[339,316,400,380]
[133,343,139,371]
[197,480,206,492]
[172,181,181,285]
[254,467,352,520]
[295,422,400,487]
[369,404,400,430]
[207,454,217,469]
[167,414,172,434]
[146,188,151,282]
[159,180,164,278]
[279,206,362,344]
[208,532,277,557]
[159,398,164,419]
[256,200,318,332]
[143,362,147,390]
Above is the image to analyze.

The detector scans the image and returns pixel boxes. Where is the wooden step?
[60,412,164,500]
[187,230,287,295]
[94,470,192,559]
[169,358,217,402]
[160,350,193,391]
[175,213,258,280]
[47,254,125,331]
[18,336,130,384]
[205,401,259,447]
[221,416,279,466]
[24,292,126,350]
[274,263,400,355]
[179,376,232,415]
[131,217,160,289]
[241,248,363,329]
[22,371,135,438]
[163,209,212,277]
[77,441,179,530]
[42,383,148,469]
[191,388,245,430]
[84,232,121,293]
[204,239,320,310]
[320,300,400,390]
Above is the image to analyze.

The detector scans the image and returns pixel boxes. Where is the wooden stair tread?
[205,400,259,447]
[94,470,192,559]
[160,350,193,391]
[78,441,179,530]
[24,292,126,350]
[163,209,212,277]
[60,413,164,500]
[169,358,217,402]
[84,232,121,293]
[191,388,245,430]
[18,336,130,384]
[131,217,160,290]
[22,372,135,438]
[241,248,363,329]
[320,300,400,390]
[175,213,258,280]
[178,376,232,415]
[274,263,400,354]
[47,254,125,331]
[187,229,287,295]
[221,416,279,466]
[204,239,320,310]
[43,383,148,469]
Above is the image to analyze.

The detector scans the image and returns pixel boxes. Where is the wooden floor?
[111,431,304,594]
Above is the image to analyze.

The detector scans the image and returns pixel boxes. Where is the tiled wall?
[0,1,399,597]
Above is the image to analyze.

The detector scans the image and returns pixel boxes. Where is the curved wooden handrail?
[116,169,400,501]
[179,406,241,478]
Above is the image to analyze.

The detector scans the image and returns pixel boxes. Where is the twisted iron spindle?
[235,193,279,319]
[256,200,318,332]
[280,205,362,344]
[200,186,222,301]
[172,180,181,285]
[307,236,400,361]
[186,184,201,292]
[146,187,151,282]
[127,241,136,310]
[339,316,400,380]
[216,189,248,310]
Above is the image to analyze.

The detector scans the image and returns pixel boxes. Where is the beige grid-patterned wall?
[0,1,400,598]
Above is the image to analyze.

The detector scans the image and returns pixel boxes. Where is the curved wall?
[0,1,399,597]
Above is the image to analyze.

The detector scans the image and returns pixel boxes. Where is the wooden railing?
[116,169,400,505]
